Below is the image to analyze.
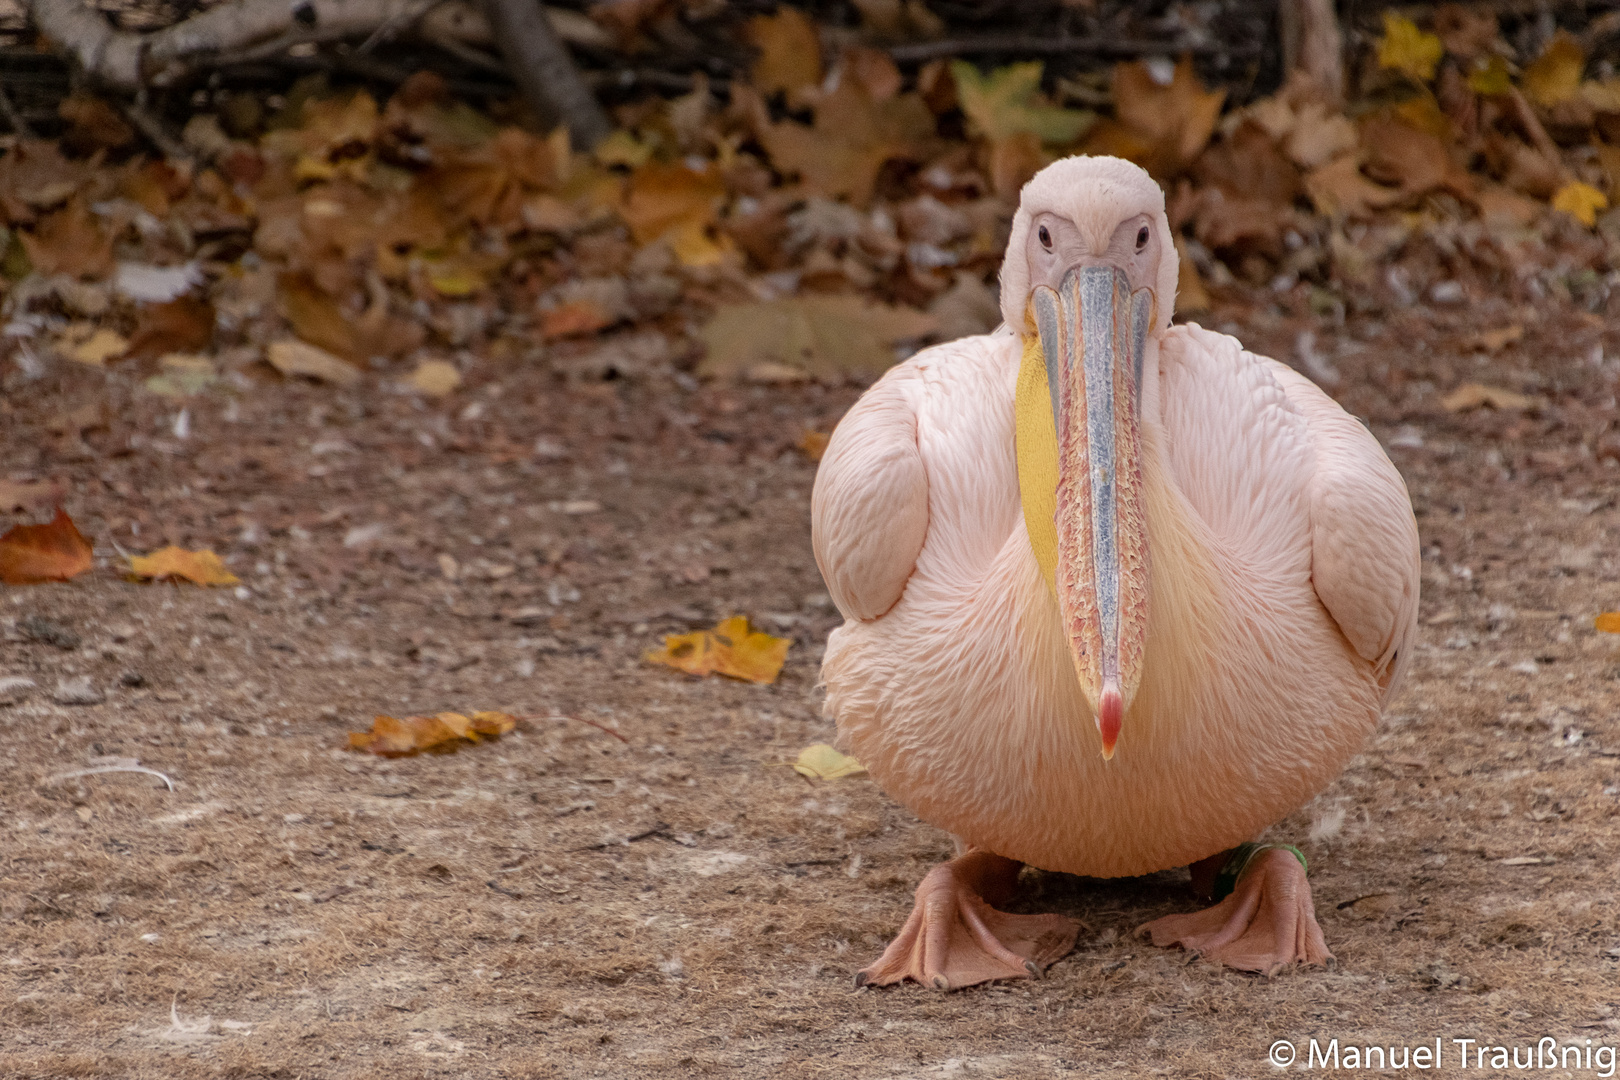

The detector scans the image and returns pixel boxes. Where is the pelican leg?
[855,849,1079,990]
[1138,846,1332,975]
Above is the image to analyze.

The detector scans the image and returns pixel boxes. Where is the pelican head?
[1001,156,1177,760]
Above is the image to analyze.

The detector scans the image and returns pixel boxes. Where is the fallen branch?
[480,0,611,147]
[885,34,1261,64]
[25,0,608,96]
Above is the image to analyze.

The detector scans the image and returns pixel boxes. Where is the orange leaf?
[1595,613,1620,633]
[127,546,239,586]
[645,616,790,685]
[18,196,113,279]
[541,298,615,339]
[747,7,822,100]
[0,508,94,585]
[123,297,215,363]
[797,429,830,462]
[348,710,519,756]
[1099,57,1225,178]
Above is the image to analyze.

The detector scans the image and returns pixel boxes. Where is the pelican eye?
[1038,226,1052,249]
[1135,226,1149,250]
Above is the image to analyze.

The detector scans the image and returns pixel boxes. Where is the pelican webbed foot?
[1138,844,1332,975]
[856,850,1079,991]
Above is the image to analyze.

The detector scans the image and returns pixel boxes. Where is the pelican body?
[812,157,1419,986]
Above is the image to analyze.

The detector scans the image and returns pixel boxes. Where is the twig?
[425,32,508,74]
[118,91,192,166]
[48,764,176,791]
[479,0,611,147]
[519,712,629,743]
[885,35,1261,64]
[0,84,33,138]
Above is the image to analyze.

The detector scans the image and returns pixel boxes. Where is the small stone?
[0,675,37,705]
[54,676,105,706]
[20,615,80,650]
[119,671,145,687]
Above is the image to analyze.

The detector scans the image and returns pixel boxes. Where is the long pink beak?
[1032,266,1152,759]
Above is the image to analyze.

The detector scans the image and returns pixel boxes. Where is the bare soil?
[4,286,1620,1078]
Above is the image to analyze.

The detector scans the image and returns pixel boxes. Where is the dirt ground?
[4,279,1620,1078]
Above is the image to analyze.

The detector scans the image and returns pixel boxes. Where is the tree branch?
[479,0,610,148]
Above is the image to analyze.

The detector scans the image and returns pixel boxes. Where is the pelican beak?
[1032,266,1153,760]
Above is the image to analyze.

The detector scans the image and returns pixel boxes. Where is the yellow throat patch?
[1015,332,1059,594]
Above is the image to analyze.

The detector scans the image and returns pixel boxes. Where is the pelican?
[811,156,1419,988]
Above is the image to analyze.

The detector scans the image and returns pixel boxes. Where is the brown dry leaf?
[424,127,567,233]
[267,339,362,387]
[0,508,94,585]
[541,299,616,339]
[123,297,214,363]
[19,197,114,279]
[1433,4,1498,61]
[278,273,419,362]
[58,95,135,152]
[759,80,937,207]
[1595,613,1620,633]
[0,478,64,513]
[791,744,867,780]
[747,6,822,101]
[797,429,830,461]
[1462,324,1523,353]
[1521,32,1585,108]
[1359,117,1474,204]
[0,140,89,223]
[1094,57,1225,179]
[127,546,239,586]
[1441,383,1536,412]
[645,616,790,685]
[349,710,518,757]
[699,295,936,382]
[1174,237,1211,314]
[1303,154,1403,219]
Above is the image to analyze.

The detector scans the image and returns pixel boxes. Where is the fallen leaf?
[143,353,217,398]
[791,743,866,780]
[348,709,518,757]
[645,616,790,685]
[123,296,214,363]
[61,326,128,366]
[407,359,461,397]
[1441,382,1536,412]
[1175,237,1211,314]
[58,95,135,152]
[951,61,1094,144]
[797,429,830,461]
[620,161,728,266]
[1595,612,1620,633]
[540,298,616,339]
[1377,12,1444,83]
[747,6,822,101]
[1090,57,1224,179]
[127,546,239,586]
[1467,54,1514,97]
[1462,324,1523,353]
[758,80,938,206]
[1521,31,1585,108]
[0,508,94,585]
[1551,180,1607,227]
[267,339,362,387]
[1433,4,1498,61]
[0,478,64,513]
[18,196,114,279]
[1359,117,1474,204]
[699,295,936,382]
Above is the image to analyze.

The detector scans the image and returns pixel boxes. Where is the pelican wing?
[1267,363,1421,701]
[812,366,931,621]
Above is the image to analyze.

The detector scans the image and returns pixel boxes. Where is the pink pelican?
[811,156,1419,988]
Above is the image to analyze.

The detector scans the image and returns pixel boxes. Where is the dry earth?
[4,284,1620,1079]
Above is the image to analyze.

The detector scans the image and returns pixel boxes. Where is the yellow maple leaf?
[1596,613,1620,633]
[1551,181,1607,227]
[1378,13,1444,83]
[645,616,790,685]
[1467,55,1514,97]
[1522,32,1585,107]
[791,743,867,780]
[127,547,240,586]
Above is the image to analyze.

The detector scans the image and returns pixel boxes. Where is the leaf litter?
[349,710,519,756]
[645,616,790,685]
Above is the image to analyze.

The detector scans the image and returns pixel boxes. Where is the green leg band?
[1210,843,1308,902]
